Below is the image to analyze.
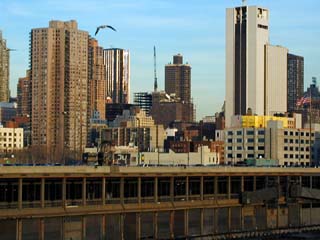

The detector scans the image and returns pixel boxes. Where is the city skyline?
[0,0,319,119]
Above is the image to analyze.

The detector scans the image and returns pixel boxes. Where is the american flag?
[296,95,311,106]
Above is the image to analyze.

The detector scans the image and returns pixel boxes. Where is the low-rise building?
[140,146,219,166]
[0,126,24,152]
[224,119,318,166]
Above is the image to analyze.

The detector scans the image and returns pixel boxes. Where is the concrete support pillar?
[241,176,244,192]
[62,178,66,208]
[184,209,188,237]
[253,176,257,191]
[120,214,124,240]
[154,212,158,239]
[39,218,44,240]
[200,208,204,235]
[138,177,141,204]
[170,211,174,239]
[18,178,22,210]
[136,213,141,240]
[102,177,106,205]
[241,207,244,231]
[82,177,86,206]
[200,176,204,201]
[154,177,158,203]
[228,176,231,199]
[170,177,174,202]
[186,176,189,201]
[16,219,22,240]
[120,178,124,205]
[101,215,106,239]
[228,207,232,232]
[310,175,313,189]
[41,178,45,208]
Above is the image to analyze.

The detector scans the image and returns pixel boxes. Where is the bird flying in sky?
[95,25,117,36]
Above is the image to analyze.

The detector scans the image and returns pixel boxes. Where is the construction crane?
[153,46,158,92]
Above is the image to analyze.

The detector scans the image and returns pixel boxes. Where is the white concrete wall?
[138,146,219,166]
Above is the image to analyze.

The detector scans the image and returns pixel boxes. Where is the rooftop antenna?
[153,46,158,92]
[312,77,317,86]
[242,0,247,6]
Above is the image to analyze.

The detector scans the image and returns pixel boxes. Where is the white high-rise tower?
[225,6,269,127]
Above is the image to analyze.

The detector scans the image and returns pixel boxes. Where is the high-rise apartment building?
[31,20,88,162]
[17,70,31,116]
[0,31,10,102]
[225,6,270,127]
[104,48,130,104]
[287,54,304,113]
[133,92,152,116]
[165,54,191,103]
[88,38,106,120]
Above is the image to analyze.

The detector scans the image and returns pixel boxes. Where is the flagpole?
[309,88,312,166]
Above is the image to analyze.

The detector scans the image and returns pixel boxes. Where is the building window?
[236,154,242,158]
[237,138,242,143]
[290,139,293,143]
[237,146,242,150]
[228,131,233,136]
[228,146,232,150]
[258,130,265,135]
[301,147,304,151]
[237,131,242,135]
[247,138,254,143]
[284,131,288,136]
[284,146,288,151]
[258,138,264,143]
[301,132,304,136]
[227,154,233,158]
[248,146,254,151]
[247,130,254,135]
[284,139,288,143]
[290,154,293,158]
[227,139,232,143]
[248,154,254,158]
[258,146,264,151]
[284,154,288,158]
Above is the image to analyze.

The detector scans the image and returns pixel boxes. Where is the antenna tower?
[154,46,158,92]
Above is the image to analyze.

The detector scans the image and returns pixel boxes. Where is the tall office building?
[104,48,130,104]
[225,6,269,127]
[265,44,288,115]
[165,54,191,103]
[31,20,89,162]
[88,38,106,120]
[17,70,31,116]
[287,54,304,112]
[0,31,10,102]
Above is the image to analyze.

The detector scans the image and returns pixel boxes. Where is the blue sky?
[0,0,319,120]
